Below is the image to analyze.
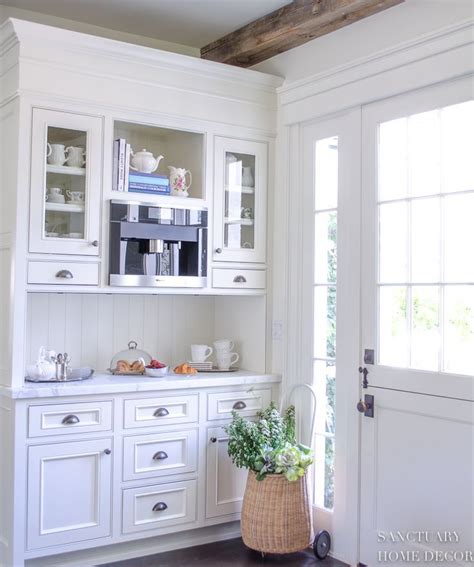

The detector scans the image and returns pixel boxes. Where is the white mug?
[216,352,239,371]
[65,146,86,168]
[191,344,213,363]
[47,143,67,166]
[214,339,234,352]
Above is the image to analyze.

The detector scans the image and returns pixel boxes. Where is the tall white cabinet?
[0,17,282,567]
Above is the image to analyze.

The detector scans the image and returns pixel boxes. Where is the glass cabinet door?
[214,138,267,263]
[29,109,102,256]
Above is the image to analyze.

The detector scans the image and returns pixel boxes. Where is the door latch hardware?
[359,366,369,388]
[357,394,374,418]
[364,349,374,364]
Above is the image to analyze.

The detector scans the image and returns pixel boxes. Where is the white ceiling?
[1,0,290,48]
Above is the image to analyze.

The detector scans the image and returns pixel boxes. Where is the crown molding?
[278,19,474,106]
[5,18,283,92]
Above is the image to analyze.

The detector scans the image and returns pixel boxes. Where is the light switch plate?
[272,320,283,341]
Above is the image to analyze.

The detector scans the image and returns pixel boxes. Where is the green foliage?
[224,402,313,482]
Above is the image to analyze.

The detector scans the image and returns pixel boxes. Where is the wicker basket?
[241,470,313,554]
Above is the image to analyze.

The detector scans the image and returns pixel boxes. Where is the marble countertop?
[0,370,281,399]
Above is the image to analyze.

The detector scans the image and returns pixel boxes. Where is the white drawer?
[207,388,272,421]
[123,429,198,481]
[124,395,198,429]
[212,268,266,289]
[27,261,99,286]
[28,401,112,438]
[122,480,197,534]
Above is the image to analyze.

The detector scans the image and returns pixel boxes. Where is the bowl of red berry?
[145,359,169,377]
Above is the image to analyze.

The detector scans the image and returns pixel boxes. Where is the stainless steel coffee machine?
[109,201,207,287]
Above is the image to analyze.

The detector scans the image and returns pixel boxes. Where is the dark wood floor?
[103,537,346,567]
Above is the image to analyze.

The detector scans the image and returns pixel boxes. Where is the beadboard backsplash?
[26,293,266,373]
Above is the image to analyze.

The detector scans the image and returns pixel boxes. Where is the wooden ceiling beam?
[201,0,404,68]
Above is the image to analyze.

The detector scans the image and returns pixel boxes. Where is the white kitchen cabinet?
[205,425,248,518]
[27,438,113,550]
[213,137,268,264]
[29,108,102,256]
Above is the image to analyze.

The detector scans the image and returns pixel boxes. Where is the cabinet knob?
[154,407,169,417]
[153,451,168,460]
[232,400,247,410]
[210,437,217,443]
[55,269,73,279]
[62,414,80,425]
[215,248,222,254]
[233,275,247,283]
[152,502,168,512]
[91,240,99,247]
[104,448,112,455]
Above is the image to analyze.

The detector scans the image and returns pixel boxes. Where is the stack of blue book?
[128,172,171,195]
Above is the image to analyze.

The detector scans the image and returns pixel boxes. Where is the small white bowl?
[145,366,169,377]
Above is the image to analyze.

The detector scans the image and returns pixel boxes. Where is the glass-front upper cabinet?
[213,137,267,263]
[29,109,102,255]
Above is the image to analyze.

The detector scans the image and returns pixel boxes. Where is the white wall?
[0,3,199,57]
[25,293,266,373]
[253,0,473,83]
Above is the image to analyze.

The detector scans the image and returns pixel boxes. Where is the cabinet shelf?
[224,217,254,226]
[225,185,254,195]
[45,202,85,213]
[46,164,86,176]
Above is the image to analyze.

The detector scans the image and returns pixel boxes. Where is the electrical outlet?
[272,320,283,341]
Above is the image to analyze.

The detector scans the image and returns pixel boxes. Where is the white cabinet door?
[205,426,248,518]
[29,108,102,256]
[27,439,112,550]
[213,137,267,264]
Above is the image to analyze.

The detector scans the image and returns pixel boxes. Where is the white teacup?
[216,352,239,371]
[214,339,234,352]
[47,143,67,166]
[49,187,63,196]
[66,190,85,202]
[191,344,213,363]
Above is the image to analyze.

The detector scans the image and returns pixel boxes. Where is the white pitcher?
[168,166,192,197]
[65,146,86,168]
[46,143,67,166]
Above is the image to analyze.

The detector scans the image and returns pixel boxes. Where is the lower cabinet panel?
[206,426,248,518]
[27,439,112,550]
[122,479,197,534]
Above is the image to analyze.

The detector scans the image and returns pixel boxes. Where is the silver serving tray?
[25,368,94,383]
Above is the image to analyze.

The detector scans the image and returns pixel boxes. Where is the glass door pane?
[45,126,87,241]
[224,151,255,252]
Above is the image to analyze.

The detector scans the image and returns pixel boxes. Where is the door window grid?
[377,101,474,375]
[313,136,338,510]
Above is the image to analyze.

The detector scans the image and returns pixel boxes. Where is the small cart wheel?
[313,530,331,560]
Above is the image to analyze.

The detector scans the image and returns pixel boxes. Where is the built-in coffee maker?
[109,201,207,287]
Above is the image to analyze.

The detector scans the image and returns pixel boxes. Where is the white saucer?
[67,200,85,206]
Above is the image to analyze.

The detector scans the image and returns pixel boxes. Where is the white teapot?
[130,149,164,174]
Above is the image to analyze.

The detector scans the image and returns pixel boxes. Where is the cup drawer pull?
[233,275,247,283]
[152,450,168,460]
[232,401,247,410]
[152,502,168,512]
[56,269,73,279]
[62,414,80,425]
[153,407,169,417]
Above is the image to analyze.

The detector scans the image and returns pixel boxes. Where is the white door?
[301,109,361,563]
[30,108,102,255]
[27,438,112,549]
[213,137,267,264]
[359,78,474,565]
[206,426,248,518]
